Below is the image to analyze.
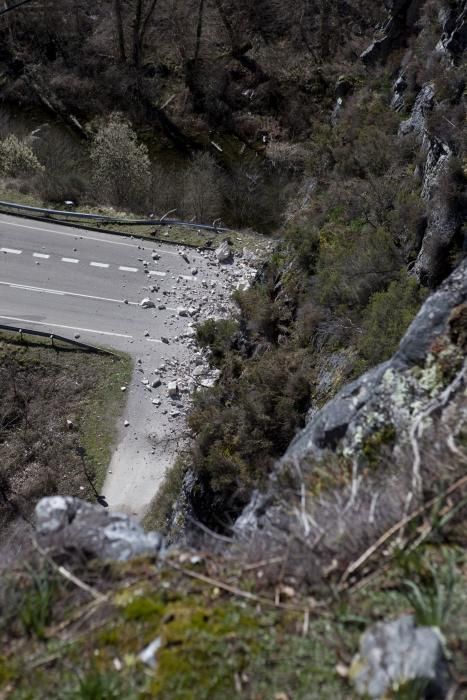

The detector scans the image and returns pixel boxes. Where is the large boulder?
[35,497,163,561]
[350,615,451,699]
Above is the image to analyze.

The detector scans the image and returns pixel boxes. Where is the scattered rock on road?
[140,298,155,308]
[215,241,232,262]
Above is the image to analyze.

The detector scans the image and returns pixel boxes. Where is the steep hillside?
[0,2,466,698]
[148,0,466,534]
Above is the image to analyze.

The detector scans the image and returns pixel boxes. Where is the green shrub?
[0,135,44,178]
[188,348,312,515]
[285,222,320,274]
[196,318,238,367]
[316,223,401,309]
[358,272,426,366]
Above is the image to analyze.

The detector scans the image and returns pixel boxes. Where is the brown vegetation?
[0,336,131,536]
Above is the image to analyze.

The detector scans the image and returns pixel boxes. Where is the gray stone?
[35,497,164,561]
[399,83,435,137]
[215,241,232,263]
[351,615,450,699]
[140,297,155,309]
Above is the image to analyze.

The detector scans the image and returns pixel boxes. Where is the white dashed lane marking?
[119,266,139,272]
[33,252,50,259]
[90,261,110,268]
[62,257,79,263]
[1,247,22,254]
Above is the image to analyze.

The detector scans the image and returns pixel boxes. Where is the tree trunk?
[132,0,143,69]
[114,0,127,63]
[193,0,205,69]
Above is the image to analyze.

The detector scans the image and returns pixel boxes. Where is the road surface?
[0,213,247,516]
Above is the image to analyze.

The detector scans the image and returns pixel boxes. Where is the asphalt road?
[0,212,226,516]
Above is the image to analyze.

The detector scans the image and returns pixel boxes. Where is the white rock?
[167,381,178,397]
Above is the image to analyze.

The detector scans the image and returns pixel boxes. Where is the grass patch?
[78,351,133,491]
[1,545,465,699]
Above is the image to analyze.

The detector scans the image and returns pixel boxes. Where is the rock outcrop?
[365,1,466,288]
[36,496,164,561]
[235,260,467,580]
[360,0,424,64]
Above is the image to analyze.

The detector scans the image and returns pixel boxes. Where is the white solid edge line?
[62,257,79,263]
[0,280,139,305]
[1,220,136,247]
[90,261,110,268]
[146,338,163,343]
[33,252,50,259]
[0,315,133,339]
[0,218,180,254]
[119,266,139,272]
[1,247,22,254]
[9,283,65,296]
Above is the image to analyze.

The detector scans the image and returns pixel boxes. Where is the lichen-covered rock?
[35,496,164,561]
[350,615,451,699]
[283,258,467,467]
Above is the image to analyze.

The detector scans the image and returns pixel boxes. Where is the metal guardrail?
[0,200,232,233]
[0,323,117,356]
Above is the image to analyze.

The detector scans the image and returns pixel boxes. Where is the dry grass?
[0,335,132,537]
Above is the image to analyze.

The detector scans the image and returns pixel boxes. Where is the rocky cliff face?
[235,237,467,588]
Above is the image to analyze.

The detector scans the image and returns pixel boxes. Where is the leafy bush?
[0,135,44,178]
[358,272,426,366]
[196,318,238,367]
[90,113,150,211]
